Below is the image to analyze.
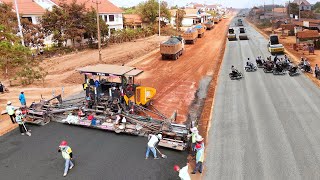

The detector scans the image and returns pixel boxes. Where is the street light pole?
[14,0,25,46]
[93,0,102,62]
[158,0,161,36]
[298,0,301,21]
[272,0,274,34]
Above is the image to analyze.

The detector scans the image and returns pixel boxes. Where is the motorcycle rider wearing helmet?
[246,58,254,69]
[231,65,238,76]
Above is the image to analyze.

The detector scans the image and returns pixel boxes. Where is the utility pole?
[93,0,102,62]
[298,0,301,21]
[272,0,274,34]
[158,0,161,36]
[14,0,25,46]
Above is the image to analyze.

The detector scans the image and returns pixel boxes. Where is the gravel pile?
[163,37,181,45]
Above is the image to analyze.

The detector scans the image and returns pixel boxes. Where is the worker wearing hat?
[188,127,199,155]
[15,110,27,135]
[6,101,16,124]
[145,133,162,159]
[192,136,205,174]
[58,140,74,177]
[174,163,191,180]
[19,91,26,106]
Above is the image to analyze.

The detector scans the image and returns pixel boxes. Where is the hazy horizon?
[110,0,319,9]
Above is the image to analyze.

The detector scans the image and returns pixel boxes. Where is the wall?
[34,0,56,11]
[22,15,41,24]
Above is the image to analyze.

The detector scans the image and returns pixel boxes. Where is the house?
[0,0,45,24]
[123,14,145,29]
[50,0,123,34]
[273,8,287,14]
[292,0,312,11]
[169,9,210,27]
[296,29,320,44]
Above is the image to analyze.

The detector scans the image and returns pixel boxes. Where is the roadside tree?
[137,0,171,24]
[175,9,186,31]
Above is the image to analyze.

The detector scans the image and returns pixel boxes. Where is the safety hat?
[60,140,67,146]
[7,101,11,105]
[157,134,162,140]
[173,165,180,171]
[196,135,204,142]
[195,143,202,149]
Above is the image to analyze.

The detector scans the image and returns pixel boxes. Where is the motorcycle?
[263,63,274,73]
[288,66,299,76]
[273,66,286,75]
[256,59,265,68]
[298,64,313,74]
[245,65,257,72]
[229,70,244,80]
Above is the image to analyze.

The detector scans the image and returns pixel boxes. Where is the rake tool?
[22,122,31,136]
[155,147,167,159]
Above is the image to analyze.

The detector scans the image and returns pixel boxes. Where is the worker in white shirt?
[145,133,162,159]
[174,163,191,180]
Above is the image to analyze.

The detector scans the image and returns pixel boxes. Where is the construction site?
[0,7,234,179]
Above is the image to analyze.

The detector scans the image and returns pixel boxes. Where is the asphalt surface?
[205,18,320,179]
[0,122,187,180]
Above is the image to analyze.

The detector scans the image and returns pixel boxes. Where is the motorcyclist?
[246,58,254,69]
[256,56,263,65]
[304,59,311,72]
[273,55,278,64]
[231,65,238,76]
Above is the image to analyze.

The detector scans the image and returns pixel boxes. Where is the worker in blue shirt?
[19,91,26,106]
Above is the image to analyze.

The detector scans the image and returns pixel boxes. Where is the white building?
[169,9,210,27]
[292,0,312,11]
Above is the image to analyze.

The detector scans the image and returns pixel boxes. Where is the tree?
[175,9,186,31]
[287,3,299,16]
[137,0,171,24]
[313,2,320,13]
[41,0,87,47]
[21,19,45,49]
[84,8,109,46]
[122,6,136,14]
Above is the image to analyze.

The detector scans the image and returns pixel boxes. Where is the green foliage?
[109,27,154,43]
[17,65,48,85]
[312,2,320,10]
[137,0,171,24]
[122,6,137,14]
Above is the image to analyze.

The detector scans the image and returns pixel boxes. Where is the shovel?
[155,147,167,159]
[22,122,31,136]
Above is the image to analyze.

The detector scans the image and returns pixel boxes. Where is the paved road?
[0,123,187,180]
[205,18,320,179]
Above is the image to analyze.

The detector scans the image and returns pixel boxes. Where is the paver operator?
[145,133,162,159]
[58,140,74,177]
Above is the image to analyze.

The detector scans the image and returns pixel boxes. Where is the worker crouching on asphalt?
[58,140,74,177]
[6,101,16,124]
[145,133,162,159]
[174,163,191,180]
[192,136,205,174]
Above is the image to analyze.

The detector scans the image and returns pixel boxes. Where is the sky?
[109,0,319,9]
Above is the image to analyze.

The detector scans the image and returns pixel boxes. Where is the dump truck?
[182,28,198,44]
[204,21,214,30]
[267,34,284,55]
[227,28,237,41]
[160,36,185,60]
[195,24,205,38]
[239,27,248,40]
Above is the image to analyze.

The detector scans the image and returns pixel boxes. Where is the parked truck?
[204,21,214,30]
[267,34,284,55]
[239,27,248,40]
[195,24,205,38]
[182,28,198,44]
[160,36,185,60]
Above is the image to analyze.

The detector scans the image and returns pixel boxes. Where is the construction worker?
[188,127,199,155]
[145,133,162,159]
[15,110,28,135]
[58,140,74,177]
[6,101,16,124]
[174,163,191,180]
[192,142,205,174]
[19,91,26,106]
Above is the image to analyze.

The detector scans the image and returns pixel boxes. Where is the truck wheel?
[162,55,166,60]
[175,54,178,60]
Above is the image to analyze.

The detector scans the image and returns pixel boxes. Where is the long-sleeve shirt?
[19,94,26,104]
[6,105,15,115]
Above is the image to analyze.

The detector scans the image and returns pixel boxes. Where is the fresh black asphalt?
[0,122,187,180]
